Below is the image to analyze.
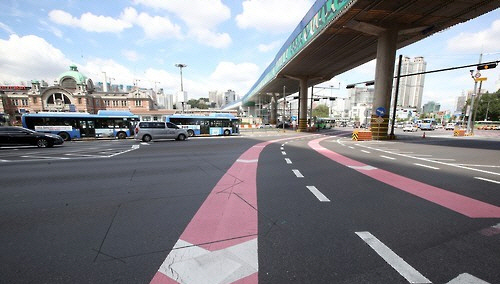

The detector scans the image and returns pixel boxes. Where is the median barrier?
[352,130,372,141]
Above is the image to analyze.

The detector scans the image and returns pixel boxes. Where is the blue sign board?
[375,107,386,117]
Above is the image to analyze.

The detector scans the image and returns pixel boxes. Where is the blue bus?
[166,113,239,136]
[22,110,139,140]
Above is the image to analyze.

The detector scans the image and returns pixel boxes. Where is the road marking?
[236,159,259,163]
[356,143,500,177]
[309,137,500,218]
[355,231,431,284]
[361,150,370,154]
[348,146,355,149]
[280,146,284,150]
[446,273,490,284]
[21,155,69,160]
[414,163,440,170]
[285,158,292,164]
[306,186,330,202]
[281,151,286,155]
[458,164,500,168]
[430,158,455,161]
[475,177,500,184]
[292,169,304,178]
[380,155,396,160]
[155,239,258,284]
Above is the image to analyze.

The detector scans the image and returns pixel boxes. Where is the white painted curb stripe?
[355,231,431,284]
[306,186,330,202]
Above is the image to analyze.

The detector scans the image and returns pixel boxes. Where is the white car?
[445,123,456,130]
[403,124,418,132]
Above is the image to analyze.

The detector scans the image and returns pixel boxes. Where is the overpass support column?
[270,94,277,124]
[298,77,309,132]
[372,29,398,140]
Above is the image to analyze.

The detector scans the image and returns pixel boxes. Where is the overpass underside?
[240,0,499,139]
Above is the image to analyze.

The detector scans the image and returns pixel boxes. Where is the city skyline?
[0,1,499,112]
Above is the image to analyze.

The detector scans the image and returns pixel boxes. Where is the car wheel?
[142,135,152,142]
[36,138,52,148]
[187,129,195,137]
[223,129,231,136]
[177,134,186,141]
[117,131,127,139]
[58,132,71,141]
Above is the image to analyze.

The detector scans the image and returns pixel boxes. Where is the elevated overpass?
[225,0,499,138]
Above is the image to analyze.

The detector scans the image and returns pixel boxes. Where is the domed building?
[0,65,157,125]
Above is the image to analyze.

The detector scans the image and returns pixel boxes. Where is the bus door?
[78,119,95,137]
[200,120,210,134]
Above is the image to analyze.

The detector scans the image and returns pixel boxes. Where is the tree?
[475,91,500,121]
[312,104,329,117]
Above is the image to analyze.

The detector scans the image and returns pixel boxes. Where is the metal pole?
[466,54,482,134]
[283,86,286,130]
[471,80,483,134]
[390,54,403,138]
[310,86,314,129]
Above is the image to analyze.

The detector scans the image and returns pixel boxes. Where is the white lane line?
[430,158,456,161]
[348,146,355,149]
[380,155,396,160]
[458,164,500,168]
[414,163,440,170]
[446,273,490,284]
[355,231,431,284]
[21,156,69,160]
[475,177,500,185]
[306,186,330,202]
[292,169,304,178]
[409,154,433,157]
[361,150,370,154]
[236,159,259,163]
[285,158,292,164]
[281,151,287,155]
[280,147,284,150]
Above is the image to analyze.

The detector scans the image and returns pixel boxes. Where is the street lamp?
[175,64,187,92]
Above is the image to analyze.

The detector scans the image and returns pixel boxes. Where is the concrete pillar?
[298,78,309,132]
[371,29,398,140]
[270,94,277,124]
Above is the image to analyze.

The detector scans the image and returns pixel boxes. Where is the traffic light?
[477,63,497,70]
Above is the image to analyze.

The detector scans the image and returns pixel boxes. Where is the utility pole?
[466,53,482,134]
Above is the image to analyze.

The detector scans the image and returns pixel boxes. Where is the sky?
[0,0,499,112]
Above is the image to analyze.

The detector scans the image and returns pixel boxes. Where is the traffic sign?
[474,77,487,82]
[375,107,386,117]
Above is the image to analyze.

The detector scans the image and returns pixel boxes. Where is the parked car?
[134,121,188,142]
[402,123,418,132]
[276,122,290,128]
[0,126,64,148]
[445,123,456,130]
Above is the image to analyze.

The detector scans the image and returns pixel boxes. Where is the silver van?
[134,121,188,142]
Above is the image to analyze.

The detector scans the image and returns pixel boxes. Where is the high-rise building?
[422,101,440,114]
[394,56,426,111]
[223,89,237,106]
[455,93,467,113]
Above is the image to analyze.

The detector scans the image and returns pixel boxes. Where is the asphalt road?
[1,129,499,283]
